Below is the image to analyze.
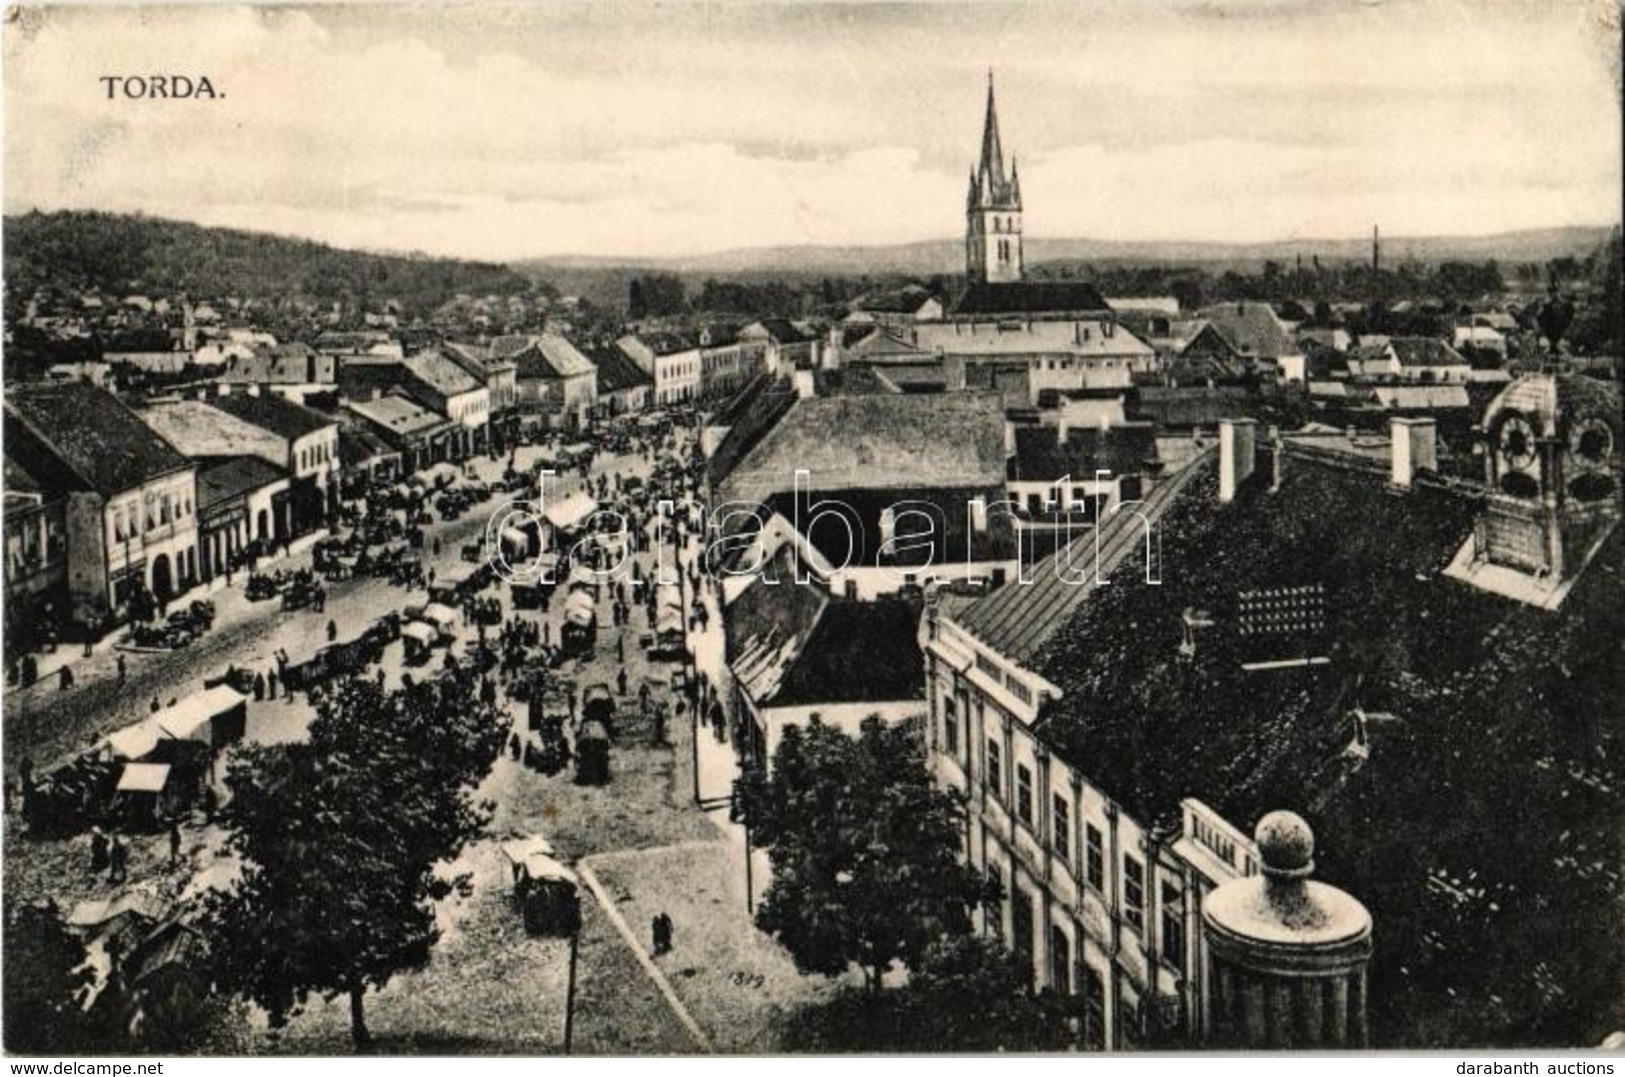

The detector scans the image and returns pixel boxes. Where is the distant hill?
[4,210,542,318]
[519,225,1617,281]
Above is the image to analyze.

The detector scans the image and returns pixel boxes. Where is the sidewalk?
[10,529,330,696]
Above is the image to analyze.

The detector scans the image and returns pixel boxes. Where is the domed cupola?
[1458,370,1622,605]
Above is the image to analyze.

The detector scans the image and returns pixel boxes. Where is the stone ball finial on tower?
[1256,810,1315,879]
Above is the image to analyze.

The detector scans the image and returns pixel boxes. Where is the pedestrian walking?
[58,665,73,691]
[253,672,266,701]
[267,669,279,700]
[650,914,667,956]
[107,836,128,886]
[116,653,127,685]
[327,619,338,643]
[151,696,162,713]
[168,821,182,867]
[89,826,110,874]
[616,668,628,696]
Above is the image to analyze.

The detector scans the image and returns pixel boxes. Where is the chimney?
[792,369,816,399]
[1390,416,1437,489]
[1218,418,1257,503]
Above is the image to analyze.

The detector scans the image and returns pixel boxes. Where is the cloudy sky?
[4,1,1620,261]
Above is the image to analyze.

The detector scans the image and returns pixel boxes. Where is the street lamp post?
[562,921,580,1054]
[743,811,754,915]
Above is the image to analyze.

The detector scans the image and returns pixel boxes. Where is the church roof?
[948,280,1112,318]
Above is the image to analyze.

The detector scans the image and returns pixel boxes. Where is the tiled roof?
[914,319,1153,360]
[515,334,596,380]
[6,382,191,496]
[139,400,282,460]
[402,350,484,397]
[209,391,337,439]
[347,394,451,439]
[488,335,537,359]
[717,391,1007,506]
[1197,302,1299,359]
[1371,385,1472,410]
[949,280,1111,318]
[1129,386,1257,428]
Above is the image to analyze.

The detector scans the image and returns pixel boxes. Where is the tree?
[204,673,506,1050]
[741,716,995,992]
[3,899,123,1053]
[779,936,1075,1052]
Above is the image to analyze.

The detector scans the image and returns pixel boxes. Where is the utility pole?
[743,812,754,914]
[563,907,581,1054]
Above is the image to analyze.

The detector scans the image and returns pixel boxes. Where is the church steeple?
[965,70,1023,282]
[979,70,1005,194]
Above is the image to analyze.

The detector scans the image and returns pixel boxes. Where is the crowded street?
[4,414,837,1054]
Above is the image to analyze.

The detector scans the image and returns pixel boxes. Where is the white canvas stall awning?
[117,762,172,794]
[401,621,437,645]
[158,686,249,743]
[422,603,459,630]
[103,717,170,761]
[543,492,597,532]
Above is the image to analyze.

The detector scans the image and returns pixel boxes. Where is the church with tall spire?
[965,71,1023,283]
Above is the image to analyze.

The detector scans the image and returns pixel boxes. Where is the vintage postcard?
[2,0,1621,1062]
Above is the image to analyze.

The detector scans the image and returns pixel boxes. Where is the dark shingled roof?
[1390,336,1468,369]
[1029,448,1487,827]
[210,391,336,440]
[339,426,397,468]
[771,599,925,707]
[706,378,801,490]
[752,319,819,345]
[1008,422,1160,482]
[857,285,937,315]
[949,280,1111,318]
[589,345,653,394]
[725,551,927,710]
[5,382,191,497]
[195,455,288,511]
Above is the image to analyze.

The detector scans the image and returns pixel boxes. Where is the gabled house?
[498,333,598,431]
[5,382,199,628]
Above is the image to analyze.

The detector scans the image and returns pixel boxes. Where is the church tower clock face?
[1496,413,1539,498]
